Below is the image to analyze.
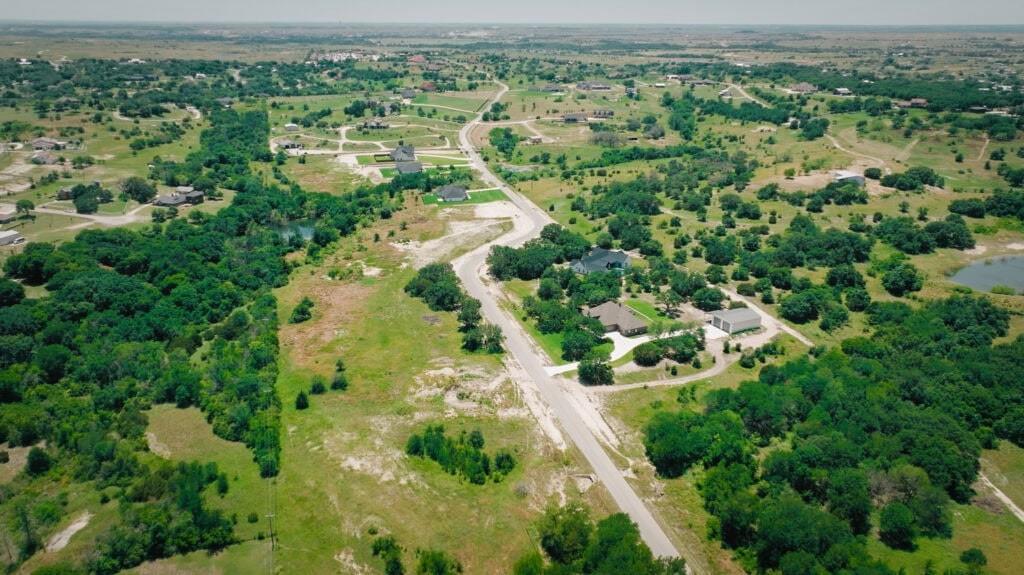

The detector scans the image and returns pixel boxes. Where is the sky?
[2,0,1024,26]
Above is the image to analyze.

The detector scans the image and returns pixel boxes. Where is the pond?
[272,220,315,241]
[950,255,1024,294]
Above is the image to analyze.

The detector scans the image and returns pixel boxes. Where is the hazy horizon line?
[1,20,1024,29]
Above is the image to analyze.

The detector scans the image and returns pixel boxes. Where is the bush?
[310,376,327,395]
[633,342,663,367]
[960,548,987,567]
[295,391,309,410]
[578,359,614,386]
[289,297,314,323]
[879,502,916,550]
[864,167,882,180]
[26,447,51,475]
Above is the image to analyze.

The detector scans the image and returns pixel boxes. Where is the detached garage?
[709,308,761,334]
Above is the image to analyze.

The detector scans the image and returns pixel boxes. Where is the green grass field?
[422,188,506,205]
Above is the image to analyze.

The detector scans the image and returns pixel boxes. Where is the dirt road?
[452,81,684,563]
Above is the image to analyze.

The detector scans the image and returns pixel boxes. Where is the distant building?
[897,98,929,109]
[435,184,468,202]
[57,186,74,200]
[834,170,865,187]
[278,139,303,150]
[407,54,427,64]
[362,118,390,129]
[833,87,853,96]
[528,135,543,145]
[585,301,648,337]
[0,230,25,247]
[0,203,17,224]
[389,145,416,163]
[562,112,589,124]
[570,248,630,275]
[31,137,65,151]
[708,308,761,334]
[592,109,615,119]
[789,82,817,94]
[216,97,233,108]
[540,84,563,93]
[284,123,300,132]
[401,89,417,100]
[154,187,204,207]
[31,151,58,165]
[577,81,612,91]
[395,161,423,175]
[420,81,437,93]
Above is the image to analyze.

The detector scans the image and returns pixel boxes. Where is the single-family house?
[31,151,58,165]
[390,145,416,163]
[154,194,188,207]
[570,248,630,275]
[562,112,589,124]
[834,87,853,96]
[528,136,543,145]
[708,308,761,334]
[31,137,65,151]
[278,139,303,150]
[789,82,817,95]
[0,203,17,224]
[57,186,73,200]
[401,89,417,100]
[284,123,300,132]
[435,184,468,202]
[585,301,648,337]
[0,230,25,247]
[216,97,233,108]
[834,170,865,187]
[363,118,390,130]
[592,109,615,119]
[577,81,612,91]
[395,161,423,175]
[541,84,563,93]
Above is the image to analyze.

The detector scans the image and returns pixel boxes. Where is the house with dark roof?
[562,112,589,123]
[593,109,615,118]
[390,145,416,163]
[570,248,630,275]
[435,184,468,202]
[278,139,303,150]
[577,81,612,91]
[401,89,417,100]
[395,162,423,175]
[585,301,647,336]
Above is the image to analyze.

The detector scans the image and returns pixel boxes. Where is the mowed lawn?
[422,188,506,205]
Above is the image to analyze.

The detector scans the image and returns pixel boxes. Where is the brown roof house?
[585,301,647,337]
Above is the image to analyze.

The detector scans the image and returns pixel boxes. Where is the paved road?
[452,81,683,561]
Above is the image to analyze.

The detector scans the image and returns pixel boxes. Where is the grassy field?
[141,199,608,574]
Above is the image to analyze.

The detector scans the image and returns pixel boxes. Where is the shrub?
[295,391,309,410]
[289,297,314,323]
[578,359,614,386]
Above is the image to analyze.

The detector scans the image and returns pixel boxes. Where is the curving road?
[451,81,683,562]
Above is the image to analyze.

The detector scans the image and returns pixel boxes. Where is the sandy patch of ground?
[145,432,172,458]
[391,207,509,269]
[45,512,93,552]
[1007,243,1024,251]
[966,245,989,256]
[279,280,375,371]
[0,443,31,484]
[334,549,372,574]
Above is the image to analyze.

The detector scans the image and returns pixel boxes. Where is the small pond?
[950,255,1024,294]
[272,220,315,241]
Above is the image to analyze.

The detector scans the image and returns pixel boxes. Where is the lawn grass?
[422,188,507,205]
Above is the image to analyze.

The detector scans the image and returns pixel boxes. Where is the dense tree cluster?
[644,294,1019,572]
[512,502,686,575]
[405,263,503,353]
[405,425,517,484]
[879,166,944,191]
